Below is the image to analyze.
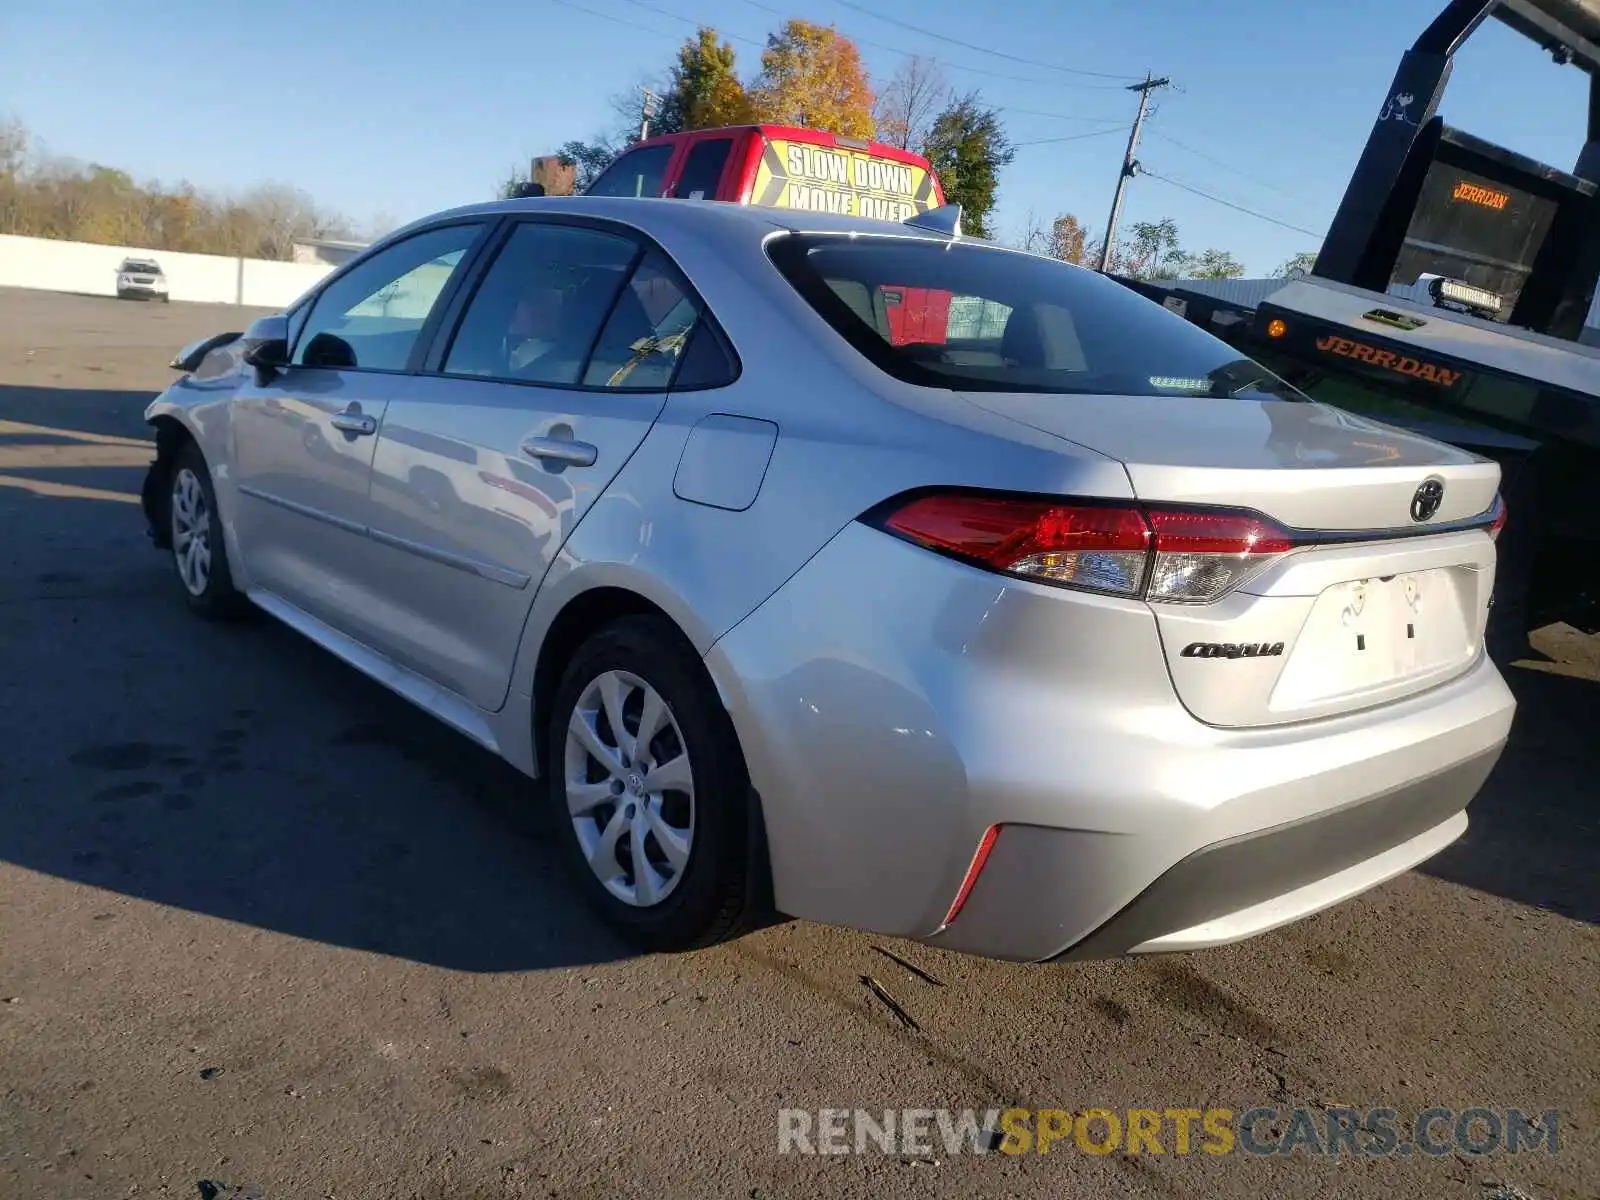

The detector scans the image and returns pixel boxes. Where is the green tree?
[922,93,1014,238]
[557,139,622,191]
[1273,250,1318,277]
[1125,218,1184,279]
[660,28,750,133]
[1188,247,1247,279]
[751,20,875,139]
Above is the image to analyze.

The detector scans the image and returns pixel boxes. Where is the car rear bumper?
[1035,745,1495,959]
[706,521,1516,961]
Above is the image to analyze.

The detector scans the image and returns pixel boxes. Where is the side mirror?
[241,313,291,380]
[171,330,244,373]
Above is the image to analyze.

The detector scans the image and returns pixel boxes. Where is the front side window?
[587,145,674,198]
[769,234,1305,401]
[293,224,480,370]
[443,223,638,385]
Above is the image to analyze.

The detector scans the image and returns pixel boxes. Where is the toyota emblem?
[1410,478,1445,522]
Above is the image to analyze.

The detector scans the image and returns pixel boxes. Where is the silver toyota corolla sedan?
[141,196,1515,962]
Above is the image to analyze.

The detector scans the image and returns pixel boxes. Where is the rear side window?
[768,234,1304,401]
[443,223,638,385]
[588,145,674,198]
[675,139,733,200]
[582,251,701,389]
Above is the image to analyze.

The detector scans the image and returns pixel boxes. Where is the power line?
[609,0,768,46]
[828,0,1141,81]
[732,0,1132,89]
[1003,105,1137,124]
[549,0,679,38]
[1145,131,1313,205]
[1013,126,1127,148]
[1140,169,1325,238]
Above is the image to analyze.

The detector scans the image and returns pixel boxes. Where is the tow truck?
[1116,0,1600,652]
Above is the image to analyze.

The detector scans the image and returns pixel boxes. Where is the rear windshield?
[766,234,1303,400]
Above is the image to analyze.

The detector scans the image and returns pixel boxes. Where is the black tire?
[545,615,762,952]
[168,441,247,619]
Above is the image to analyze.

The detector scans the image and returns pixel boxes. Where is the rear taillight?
[1144,508,1293,602]
[1489,496,1507,542]
[875,489,1510,603]
[875,491,1294,603]
[883,493,1151,596]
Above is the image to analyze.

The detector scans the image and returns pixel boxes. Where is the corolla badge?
[1411,478,1445,522]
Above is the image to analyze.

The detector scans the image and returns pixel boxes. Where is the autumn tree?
[659,28,750,133]
[751,20,874,139]
[0,117,359,258]
[1021,212,1091,264]
[874,55,949,152]
[921,93,1013,238]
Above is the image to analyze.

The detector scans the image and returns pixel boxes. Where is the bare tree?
[873,55,950,151]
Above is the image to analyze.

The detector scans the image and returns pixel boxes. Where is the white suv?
[116,258,169,302]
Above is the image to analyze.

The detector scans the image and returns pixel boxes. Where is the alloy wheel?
[564,670,695,907]
[171,467,212,597]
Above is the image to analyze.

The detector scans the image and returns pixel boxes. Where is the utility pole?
[1096,72,1171,273]
[638,87,661,142]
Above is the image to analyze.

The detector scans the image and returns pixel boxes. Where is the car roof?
[394,195,980,248]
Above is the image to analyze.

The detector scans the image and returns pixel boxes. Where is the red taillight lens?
[883,493,1151,596]
[1489,496,1507,541]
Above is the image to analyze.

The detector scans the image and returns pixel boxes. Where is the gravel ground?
[0,287,1595,1200]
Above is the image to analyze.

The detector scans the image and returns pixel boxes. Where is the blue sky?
[3,0,1592,273]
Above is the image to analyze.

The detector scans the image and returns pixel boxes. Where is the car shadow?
[1419,663,1600,926]
[0,384,163,442]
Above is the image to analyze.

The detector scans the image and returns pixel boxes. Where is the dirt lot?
[0,287,1596,1199]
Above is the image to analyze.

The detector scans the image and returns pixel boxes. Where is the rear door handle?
[329,411,378,436]
[520,435,598,467]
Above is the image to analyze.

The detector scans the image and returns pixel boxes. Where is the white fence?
[0,234,338,309]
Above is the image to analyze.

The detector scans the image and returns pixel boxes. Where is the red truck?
[584,124,952,347]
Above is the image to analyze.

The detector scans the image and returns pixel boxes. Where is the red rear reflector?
[942,824,1001,927]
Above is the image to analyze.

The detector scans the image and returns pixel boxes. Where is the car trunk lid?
[961,391,1501,726]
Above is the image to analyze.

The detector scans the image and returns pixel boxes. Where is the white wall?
[0,234,335,309]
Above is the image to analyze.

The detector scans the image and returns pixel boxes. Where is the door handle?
[329,411,378,436]
[520,435,598,467]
